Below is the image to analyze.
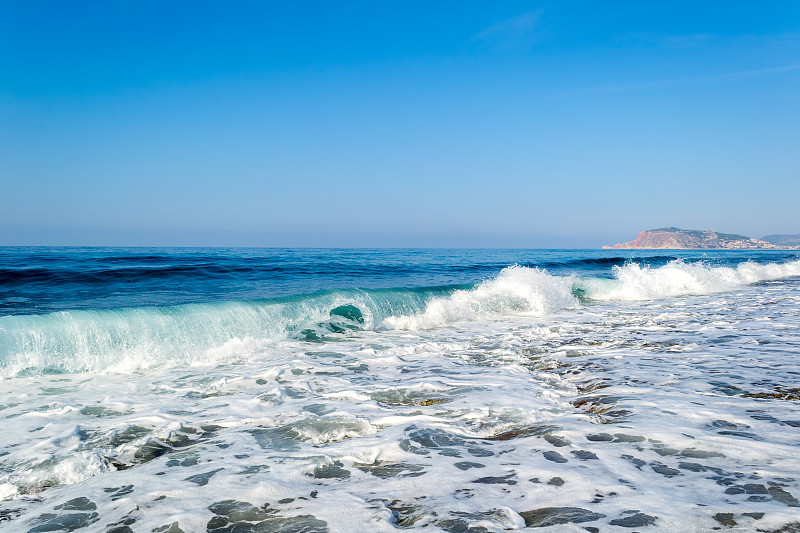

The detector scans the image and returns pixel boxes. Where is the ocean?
[1,247,799,532]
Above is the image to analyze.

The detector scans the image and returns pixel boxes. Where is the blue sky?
[1,1,798,247]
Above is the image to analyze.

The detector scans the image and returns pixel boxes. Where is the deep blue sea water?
[2,247,796,315]
[1,247,800,532]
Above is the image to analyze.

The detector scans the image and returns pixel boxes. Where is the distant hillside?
[604,227,799,249]
[761,234,800,246]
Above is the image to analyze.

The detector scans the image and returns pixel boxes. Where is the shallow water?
[1,248,799,531]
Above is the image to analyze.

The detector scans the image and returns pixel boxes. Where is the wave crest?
[582,259,800,301]
[381,266,578,330]
[2,259,798,378]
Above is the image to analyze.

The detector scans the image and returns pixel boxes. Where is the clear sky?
[1,1,798,247]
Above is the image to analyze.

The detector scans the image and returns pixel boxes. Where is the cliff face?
[604,227,795,249]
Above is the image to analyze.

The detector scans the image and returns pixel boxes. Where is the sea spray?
[380,265,579,330]
[580,258,800,301]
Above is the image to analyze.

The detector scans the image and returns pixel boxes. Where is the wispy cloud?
[472,10,543,51]
[584,64,800,94]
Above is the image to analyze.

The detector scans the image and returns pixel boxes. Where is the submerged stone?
[133,439,172,462]
[485,424,557,441]
[28,512,99,532]
[653,447,680,456]
[651,462,681,477]
[713,513,736,526]
[519,507,605,527]
[240,465,270,475]
[471,474,516,485]
[454,462,485,471]
[609,512,657,527]
[104,485,134,501]
[208,513,328,533]
[311,462,350,479]
[543,451,568,463]
[544,434,570,447]
[680,448,724,459]
[467,448,494,458]
[742,484,768,494]
[106,526,133,533]
[769,487,800,507]
[184,468,223,486]
[621,454,646,469]
[207,500,273,522]
[53,498,96,512]
[571,450,598,460]
[614,433,646,443]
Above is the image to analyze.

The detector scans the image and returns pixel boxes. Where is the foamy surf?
[2,248,800,532]
[580,257,800,301]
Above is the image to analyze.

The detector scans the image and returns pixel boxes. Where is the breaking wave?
[2,259,798,377]
[580,258,800,301]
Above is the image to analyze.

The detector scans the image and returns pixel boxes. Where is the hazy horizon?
[1,226,798,249]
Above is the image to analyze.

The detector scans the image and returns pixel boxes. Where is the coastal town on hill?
[604,227,800,250]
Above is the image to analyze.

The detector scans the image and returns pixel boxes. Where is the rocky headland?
[604,228,800,250]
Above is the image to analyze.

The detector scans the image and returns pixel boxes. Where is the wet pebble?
[571,450,598,460]
[543,451,568,463]
[471,474,517,485]
[454,462,485,471]
[651,462,681,477]
[609,512,657,527]
[768,486,800,507]
[519,507,606,527]
[586,433,613,442]
[713,512,736,526]
[544,434,570,447]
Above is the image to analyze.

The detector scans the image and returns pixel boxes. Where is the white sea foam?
[1,273,800,532]
[382,259,800,330]
[290,416,377,444]
[381,265,578,330]
[583,258,800,301]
